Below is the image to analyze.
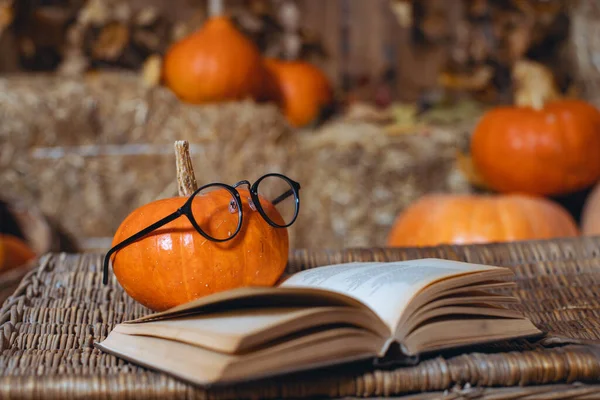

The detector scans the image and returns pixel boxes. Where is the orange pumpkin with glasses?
[104,172,300,312]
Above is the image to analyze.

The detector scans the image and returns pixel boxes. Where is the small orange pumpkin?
[110,142,289,312]
[162,16,264,104]
[582,183,600,236]
[387,194,579,247]
[263,58,333,127]
[111,189,289,312]
[470,61,600,197]
[0,234,36,272]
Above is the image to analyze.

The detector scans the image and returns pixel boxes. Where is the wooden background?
[0,0,450,102]
[1,0,579,103]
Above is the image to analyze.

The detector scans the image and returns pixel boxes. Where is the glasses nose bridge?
[231,180,257,211]
[233,180,252,190]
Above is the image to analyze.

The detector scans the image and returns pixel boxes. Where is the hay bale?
[0,72,472,251]
[292,120,473,249]
[0,72,297,250]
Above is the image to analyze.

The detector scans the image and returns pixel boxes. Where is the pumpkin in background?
[386,194,579,247]
[470,61,600,196]
[162,16,264,104]
[471,99,600,196]
[582,183,600,236]
[109,142,289,312]
[263,58,333,127]
[0,234,36,273]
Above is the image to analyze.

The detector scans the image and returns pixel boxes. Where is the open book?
[96,258,542,386]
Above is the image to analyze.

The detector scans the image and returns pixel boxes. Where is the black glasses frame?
[102,173,301,285]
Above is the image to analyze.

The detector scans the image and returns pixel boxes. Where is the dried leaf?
[135,7,159,27]
[0,2,13,35]
[92,22,129,61]
[420,99,485,125]
[383,103,429,136]
[390,0,413,28]
[78,0,111,27]
[390,103,419,124]
[439,65,494,91]
[141,54,162,88]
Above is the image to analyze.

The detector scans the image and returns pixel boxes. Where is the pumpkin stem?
[175,140,198,197]
[208,0,224,17]
[512,59,561,110]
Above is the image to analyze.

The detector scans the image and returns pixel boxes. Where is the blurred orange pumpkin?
[110,188,289,312]
[471,99,600,196]
[162,16,264,104]
[263,58,333,127]
[0,234,36,272]
[582,183,600,236]
[387,194,579,247]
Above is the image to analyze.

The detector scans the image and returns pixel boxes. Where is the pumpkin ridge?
[177,216,192,303]
[517,196,539,239]
[495,197,514,241]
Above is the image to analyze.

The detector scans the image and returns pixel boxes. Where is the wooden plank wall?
[124,0,455,102]
[298,0,401,94]
[296,0,449,102]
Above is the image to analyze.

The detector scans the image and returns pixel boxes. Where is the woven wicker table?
[2,237,600,399]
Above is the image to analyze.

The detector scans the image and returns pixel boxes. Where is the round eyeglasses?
[102,173,301,284]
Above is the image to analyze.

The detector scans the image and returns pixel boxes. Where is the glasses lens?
[190,185,240,241]
[256,175,297,227]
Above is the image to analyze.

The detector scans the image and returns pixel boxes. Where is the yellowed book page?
[280,258,504,330]
[114,306,389,354]
[97,327,383,386]
[129,286,366,324]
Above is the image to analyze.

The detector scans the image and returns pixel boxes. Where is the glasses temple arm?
[271,185,300,206]
[102,210,182,285]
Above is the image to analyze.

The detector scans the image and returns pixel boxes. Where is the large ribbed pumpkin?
[582,183,600,236]
[162,16,264,104]
[470,99,600,196]
[111,188,289,311]
[387,194,579,247]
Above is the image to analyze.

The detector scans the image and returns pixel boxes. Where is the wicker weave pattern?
[2,237,600,399]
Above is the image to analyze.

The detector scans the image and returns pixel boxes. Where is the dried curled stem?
[512,59,561,110]
[175,140,198,197]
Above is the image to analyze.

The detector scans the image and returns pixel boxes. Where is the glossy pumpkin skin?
[111,189,289,311]
[582,183,600,236]
[0,234,36,272]
[387,194,579,247]
[162,16,264,104]
[263,58,333,127]
[471,99,600,196]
